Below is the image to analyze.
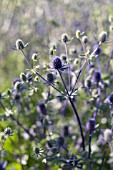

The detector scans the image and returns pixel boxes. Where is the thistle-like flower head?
[52,56,62,70]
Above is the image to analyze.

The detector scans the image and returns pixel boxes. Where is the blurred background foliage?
[0,0,113,170]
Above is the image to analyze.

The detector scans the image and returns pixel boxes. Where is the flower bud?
[14,81,21,90]
[92,89,98,98]
[61,54,67,62]
[47,72,54,83]
[63,125,69,137]
[61,33,69,43]
[82,36,88,44]
[76,30,81,39]
[34,76,39,82]
[104,129,112,142]
[4,127,12,137]
[52,57,62,69]
[15,39,25,50]
[7,89,11,96]
[57,136,64,146]
[31,53,39,61]
[84,78,91,88]
[109,15,113,23]
[93,71,101,83]
[86,118,95,133]
[36,102,47,115]
[74,58,80,66]
[26,72,33,82]
[110,26,113,32]
[98,31,107,43]
[20,73,26,82]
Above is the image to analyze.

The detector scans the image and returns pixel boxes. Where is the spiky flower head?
[52,56,62,70]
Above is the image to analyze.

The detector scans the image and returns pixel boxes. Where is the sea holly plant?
[0,30,113,170]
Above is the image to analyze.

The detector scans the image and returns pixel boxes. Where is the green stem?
[58,70,85,151]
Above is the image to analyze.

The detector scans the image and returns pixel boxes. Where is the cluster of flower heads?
[3,28,113,170]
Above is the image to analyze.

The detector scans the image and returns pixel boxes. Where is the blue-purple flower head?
[52,56,62,70]
[93,71,101,83]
